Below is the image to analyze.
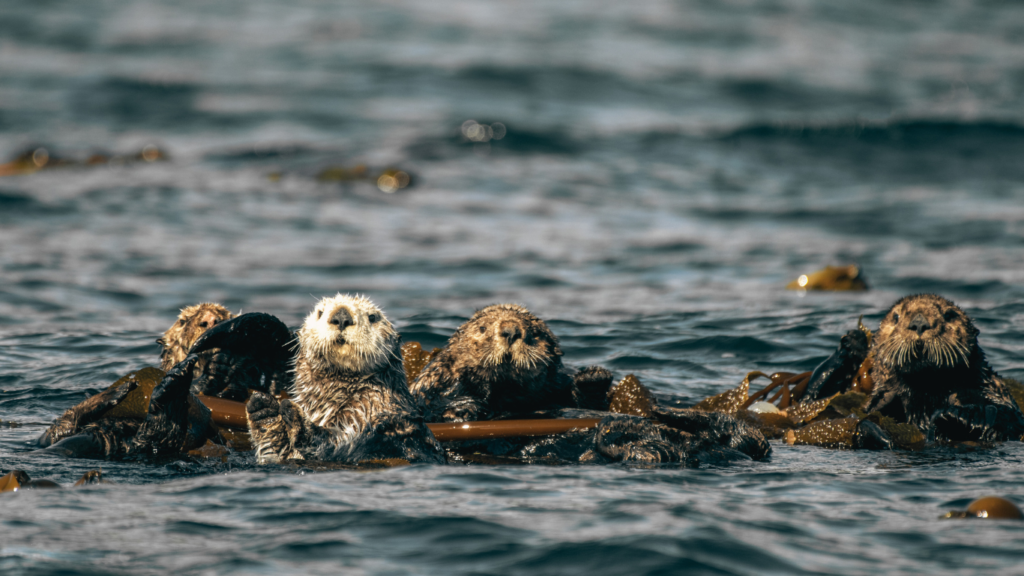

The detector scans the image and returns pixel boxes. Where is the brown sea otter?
[410,303,613,422]
[410,304,770,465]
[863,294,1024,443]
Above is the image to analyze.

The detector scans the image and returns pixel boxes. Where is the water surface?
[3,1,1024,574]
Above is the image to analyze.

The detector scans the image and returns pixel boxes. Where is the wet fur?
[247,294,444,464]
[410,304,605,421]
[158,303,234,370]
[40,356,219,459]
[410,303,770,465]
[865,294,1024,442]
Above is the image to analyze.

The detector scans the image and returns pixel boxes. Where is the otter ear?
[156,337,166,346]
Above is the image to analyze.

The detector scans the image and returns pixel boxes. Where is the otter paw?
[246,392,281,424]
[278,399,310,447]
[573,366,615,410]
[853,420,895,450]
[931,404,1023,443]
[191,349,261,401]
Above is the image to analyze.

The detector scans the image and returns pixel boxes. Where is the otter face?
[873,294,976,372]
[298,294,399,375]
[461,304,562,376]
[159,303,234,368]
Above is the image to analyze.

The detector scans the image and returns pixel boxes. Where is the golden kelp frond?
[608,374,655,417]
[786,394,837,424]
[401,341,439,383]
[786,265,868,292]
[786,416,860,449]
[693,372,756,414]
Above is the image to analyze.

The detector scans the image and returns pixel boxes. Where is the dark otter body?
[247,295,445,465]
[411,304,770,465]
[864,294,1024,443]
[410,304,612,422]
[39,312,293,459]
[39,356,220,459]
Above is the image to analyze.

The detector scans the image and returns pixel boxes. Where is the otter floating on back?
[410,303,770,465]
[246,294,445,465]
[410,303,613,422]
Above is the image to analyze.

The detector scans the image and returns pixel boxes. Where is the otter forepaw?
[191,349,260,401]
[573,366,615,410]
[246,392,281,424]
[930,404,1024,443]
[853,420,895,450]
[278,399,311,447]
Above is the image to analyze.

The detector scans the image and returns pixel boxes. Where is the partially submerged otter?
[39,311,293,459]
[864,294,1024,443]
[159,303,290,400]
[247,294,445,465]
[158,303,234,370]
[410,303,613,421]
[411,304,770,465]
[38,356,220,459]
[761,294,1024,448]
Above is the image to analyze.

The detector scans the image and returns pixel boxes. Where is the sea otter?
[39,311,293,459]
[157,303,290,400]
[38,355,220,459]
[246,294,445,465]
[410,304,770,464]
[410,304,613,422]
[158,303,234,370]
[864,294,1024,443]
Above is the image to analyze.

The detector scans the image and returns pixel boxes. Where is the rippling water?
[3,1,1024,574]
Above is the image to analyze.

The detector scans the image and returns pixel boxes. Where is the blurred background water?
[2,1,1024,574]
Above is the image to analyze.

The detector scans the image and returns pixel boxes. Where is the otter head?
[298,294,399,375]
[458,304,563,379]
[158,302,234,370]
[872,294,977,374]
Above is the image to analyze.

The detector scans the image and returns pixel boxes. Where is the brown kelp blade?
[426,418,603,442]
[197,395,601,443]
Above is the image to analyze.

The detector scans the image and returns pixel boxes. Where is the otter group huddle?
[36,293,1024,467]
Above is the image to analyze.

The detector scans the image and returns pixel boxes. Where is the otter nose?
[908,313,930,335]
[499,322,522,343]
[329,309,354,329]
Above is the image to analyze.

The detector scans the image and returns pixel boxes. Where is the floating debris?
[73,470,107,486]
[0,470,61,492]
[944,496,1024,520]
[0,145,168,177]
[787,265,868,291]
[314,164,413,193]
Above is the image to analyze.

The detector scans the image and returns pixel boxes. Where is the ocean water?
[3,1,1024,574]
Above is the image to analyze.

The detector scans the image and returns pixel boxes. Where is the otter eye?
[317,309,322,319]
[944,310,958,322]
[368,313,379,323]
[178,319,185,326]
[199,321,208,328]
[478,325,486,334]
[892,312,900,323]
